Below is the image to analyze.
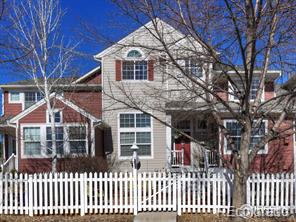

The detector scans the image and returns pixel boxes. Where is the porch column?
[2,133,5,160]
[165,114,172,168]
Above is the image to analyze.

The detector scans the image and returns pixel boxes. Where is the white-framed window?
[9,91,20,103]
[122,49,148,80]
[47,110,62,123]
[184,59,203,77]
[24,91,44,109]
[68,126,87,154]
[119,113,152,158]
[224,120,267,154]
[229,77,261,101]
[22,123,88,158]
[46,127,64,154]
[23,127,41,155]
[122,61,148,80]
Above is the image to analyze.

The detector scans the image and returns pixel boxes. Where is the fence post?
[80,173,85,216]
[177,173,182,216]
[133,167,138,215]
[28,175,33,217]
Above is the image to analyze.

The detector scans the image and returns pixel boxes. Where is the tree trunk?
[231,123,251,221]
[232,170,247,222]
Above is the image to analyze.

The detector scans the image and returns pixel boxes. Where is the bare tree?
[86,0,296,220]
[7,0,77,172]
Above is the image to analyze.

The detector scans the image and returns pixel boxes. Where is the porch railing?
[171,150,184,167]
[205,150,219,167]
[1,153,16,173]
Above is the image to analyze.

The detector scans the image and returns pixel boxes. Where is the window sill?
[120,80,150,82]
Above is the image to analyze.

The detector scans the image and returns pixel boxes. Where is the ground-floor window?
[119,113,152,157]
[224,120,267,154]
[46,127,64,154]
[22,124,88,157]
[24,127,41,155]
[68,126,87,154]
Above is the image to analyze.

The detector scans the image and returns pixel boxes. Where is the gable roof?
[9,93,101,124]
[5,77,79,86]
[94,18,186,60]
[0,67,102,90]
[73,66,101,84]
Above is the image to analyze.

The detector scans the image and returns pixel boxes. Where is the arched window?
[122,49,147,80]
[127,49,142,58]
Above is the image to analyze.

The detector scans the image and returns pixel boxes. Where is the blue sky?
[0,0,144,83]
[0,0,140,112]
[0,0,288,112]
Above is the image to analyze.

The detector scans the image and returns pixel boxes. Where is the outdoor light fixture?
[131,142,141,170]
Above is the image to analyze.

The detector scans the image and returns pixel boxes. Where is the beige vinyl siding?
[101,22,209,171]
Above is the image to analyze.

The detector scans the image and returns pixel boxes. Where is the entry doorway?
[174,120,192,166]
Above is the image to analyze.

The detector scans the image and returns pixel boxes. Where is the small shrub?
[59,155,109,173]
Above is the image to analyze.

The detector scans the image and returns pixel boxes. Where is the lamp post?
[130,142,140,215]
[131,142,140,172]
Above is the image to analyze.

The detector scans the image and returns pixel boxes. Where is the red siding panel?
[64,92,102,119]
[79,72,101,84]
[3,91,22,117]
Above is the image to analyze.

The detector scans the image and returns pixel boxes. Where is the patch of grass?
[0,214,134,222]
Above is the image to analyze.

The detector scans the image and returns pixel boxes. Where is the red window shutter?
[148,60,154,81]
[115,60,122,81]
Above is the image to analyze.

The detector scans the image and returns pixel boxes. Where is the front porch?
[167,113,220,169]
[0,119,17,172]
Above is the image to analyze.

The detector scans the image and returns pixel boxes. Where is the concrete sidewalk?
[134,212,177,222]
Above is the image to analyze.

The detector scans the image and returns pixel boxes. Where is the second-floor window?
[24,92,44,109]
[229,78,260,101]
[185,59,203,77]
[9,92,20,103]
[122,61,147,80]
[122,49,147,80]
[48,111,62,123]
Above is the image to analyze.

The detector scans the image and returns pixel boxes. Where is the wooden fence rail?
[0,172,295,216]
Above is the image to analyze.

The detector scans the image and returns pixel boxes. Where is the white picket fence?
[0,171,295,216]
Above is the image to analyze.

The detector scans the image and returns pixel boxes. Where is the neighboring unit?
[0,68,104,172]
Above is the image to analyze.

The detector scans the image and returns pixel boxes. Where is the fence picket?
[94,172,98,214]
[114,172,118,213]
[19,173,23,214]
[65,172,69,215]
[0,171,295,217]
[99,172,103,214]
[119,172,123,213]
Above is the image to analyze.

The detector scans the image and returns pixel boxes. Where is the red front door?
[175,135,191,165]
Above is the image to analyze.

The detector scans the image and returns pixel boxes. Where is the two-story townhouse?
[95,18,294,173]
[0,67,105,173]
